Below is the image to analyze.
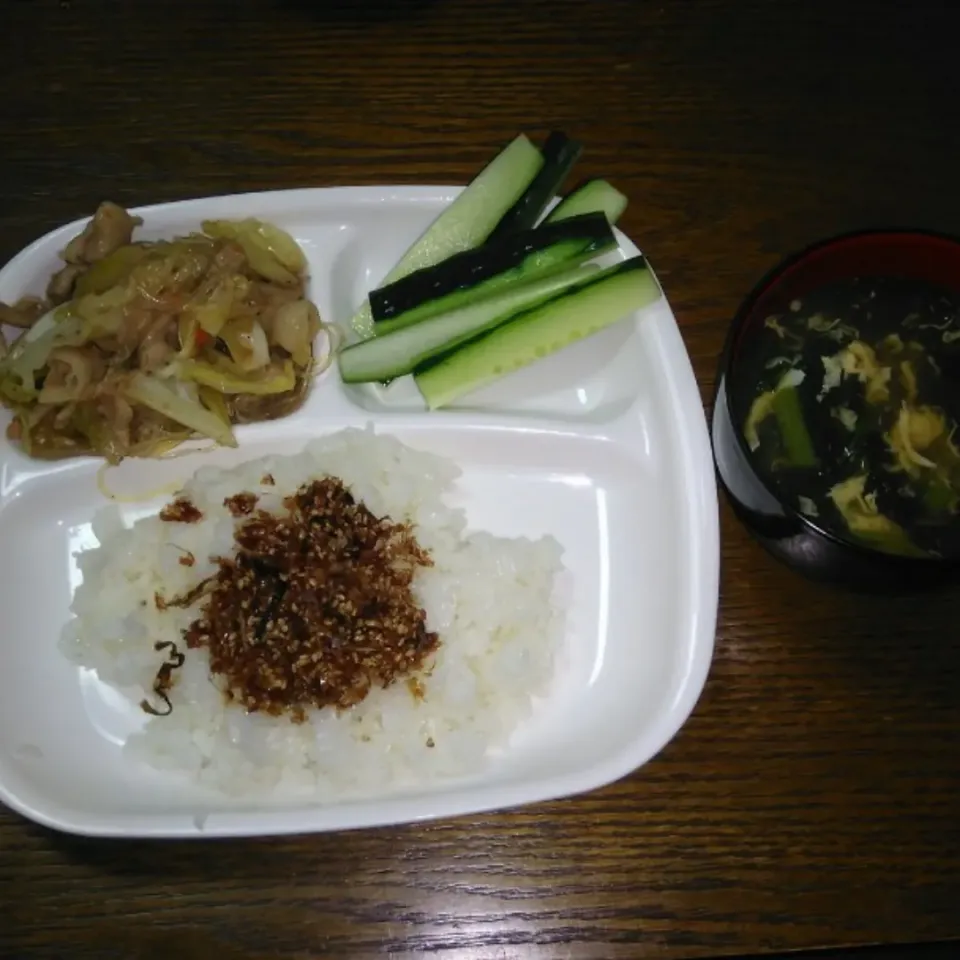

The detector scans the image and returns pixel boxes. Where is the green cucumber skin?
[373,231,615,337]
[544,179,629,226]
[339,264,600,384]
[485,131,584,241]
[370,211,614,324]
[414,257,660,409]
[349,135,544,339]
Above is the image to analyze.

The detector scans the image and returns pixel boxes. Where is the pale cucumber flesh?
[339,263,600,383]
[414,258,659,409]
[544,179,628,226]
[374,235,610,336]
[349,134,544,338]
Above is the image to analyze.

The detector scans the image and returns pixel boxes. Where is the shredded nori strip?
[139,640,186,716]
[154,574,217,611]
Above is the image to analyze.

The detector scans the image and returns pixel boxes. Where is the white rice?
[60,426,566,799]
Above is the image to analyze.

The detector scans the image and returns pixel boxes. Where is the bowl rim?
[713,225,960,566]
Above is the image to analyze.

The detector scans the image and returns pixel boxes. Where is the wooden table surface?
[2,1,960,957]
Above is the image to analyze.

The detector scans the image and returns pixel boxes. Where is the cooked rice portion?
[60,427,567,799]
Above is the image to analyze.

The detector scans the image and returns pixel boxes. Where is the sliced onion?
[177,311,200,359]
[272,300,317,368]
[125,372,237,447]
[219,317,271,371]
[310,321,343,377]
[186,274,249,339]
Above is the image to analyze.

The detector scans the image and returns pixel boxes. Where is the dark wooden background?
[2,1,959,958]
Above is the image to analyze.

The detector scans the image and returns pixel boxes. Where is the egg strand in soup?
[738,276,960,558]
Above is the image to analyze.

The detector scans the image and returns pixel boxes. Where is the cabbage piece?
[198,385,232,426]
[73,285,132,338]
[3,305,61,354]
[252,221,306,272]
[125,372,237,447]
[121,237,216,307]
[0,309,85,404]
[73,245,148,297]
[176,358,296,395]
[182,274,251,342]
[201,219,305,286]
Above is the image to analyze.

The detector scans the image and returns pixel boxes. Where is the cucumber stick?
[349,135,544,338]
[414,257,660,409]
[374,244,600,337]
[339,263,600,383]
[372,212,616,334]
[485,131,583,241]
[544,179,628,226]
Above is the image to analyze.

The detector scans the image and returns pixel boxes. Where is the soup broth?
[736,276,960,558]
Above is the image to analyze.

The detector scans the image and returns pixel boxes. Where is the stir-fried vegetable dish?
[739,276,960,557]
[0,202,326,462]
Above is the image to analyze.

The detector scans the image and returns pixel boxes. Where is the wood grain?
[2,1,960,957]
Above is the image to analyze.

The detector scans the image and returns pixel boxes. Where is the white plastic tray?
[0,187,718,837]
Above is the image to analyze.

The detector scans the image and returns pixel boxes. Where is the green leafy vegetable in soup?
[738,276,960,557]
